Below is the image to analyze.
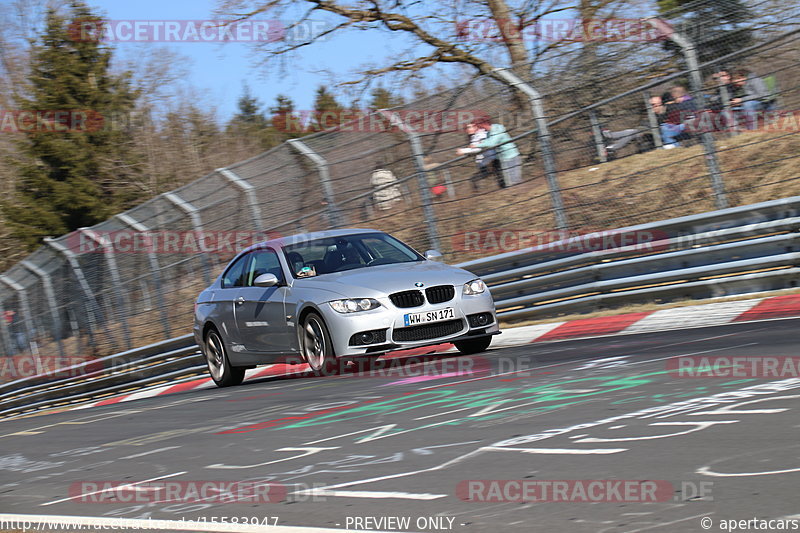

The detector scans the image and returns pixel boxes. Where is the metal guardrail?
[1,197,799,419]
[0,335,204,419]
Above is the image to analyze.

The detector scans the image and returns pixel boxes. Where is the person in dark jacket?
[708,68,739,111]
[659,85,697,148]
[730,68,774,129]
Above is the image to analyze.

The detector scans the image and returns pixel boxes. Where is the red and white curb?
[56,293,800,412]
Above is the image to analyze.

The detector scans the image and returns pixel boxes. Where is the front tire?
[454,335,492,355]
[204,327,246,387]
[301,312,339,376]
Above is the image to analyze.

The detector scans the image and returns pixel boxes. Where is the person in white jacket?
[370,162,402,210]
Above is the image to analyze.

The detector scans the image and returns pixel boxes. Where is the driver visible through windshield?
[282,232,424,277]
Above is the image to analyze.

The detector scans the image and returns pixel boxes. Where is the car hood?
[293,261,476,297]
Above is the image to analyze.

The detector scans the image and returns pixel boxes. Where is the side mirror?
[254,273,279,287]
[425,250,443,262]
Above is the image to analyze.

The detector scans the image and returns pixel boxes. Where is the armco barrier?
[461,195,800,278]
[1,197,799,418]
[0,335,203,418]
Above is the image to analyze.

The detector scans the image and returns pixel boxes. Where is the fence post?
[217,168,264,233]
[286,139,345,228]
[43,238,101,350]
[588,110,608,163]
[78,229,132,350]
[714,75,737,136]
[645,17,728,209]
[163,192,212,286]
[377,109,442,252]
[493,68,568,230]
[643,91,664,148]
[0,275,39,359]
[20,260,64,358]
[115,213,171,338]
[0,293,14,356]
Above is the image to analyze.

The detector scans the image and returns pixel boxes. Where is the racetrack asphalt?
[1,318,799,532]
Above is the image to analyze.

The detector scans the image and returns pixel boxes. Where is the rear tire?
[204,327,246,387]
[301,312,339,376]
[454,336,492,355]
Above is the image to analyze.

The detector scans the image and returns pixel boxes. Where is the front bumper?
[321,291,499,358]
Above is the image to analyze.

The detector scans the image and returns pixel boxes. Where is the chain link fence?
[1,0,799,365]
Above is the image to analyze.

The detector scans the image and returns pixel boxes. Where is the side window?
[221,254,250,289]
[246,250,284,286]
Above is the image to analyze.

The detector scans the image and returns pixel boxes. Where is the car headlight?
[329,298,381,313]
[463,279,486,295]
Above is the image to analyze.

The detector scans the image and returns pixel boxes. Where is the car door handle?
[236,296,245,305]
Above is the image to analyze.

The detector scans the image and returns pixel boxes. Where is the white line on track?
[40,471,186,506]
[119,446,181,459]
[480,446,627,454]
[696,465,800,477]
[297,489,447,500]
[206,447,339,470]
[289,448,487,495]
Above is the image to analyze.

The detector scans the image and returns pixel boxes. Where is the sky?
[89,0,423,122]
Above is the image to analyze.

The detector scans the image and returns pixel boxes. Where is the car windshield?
[282,232,424,277]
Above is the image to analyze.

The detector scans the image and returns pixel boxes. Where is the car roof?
[241,228,383,253]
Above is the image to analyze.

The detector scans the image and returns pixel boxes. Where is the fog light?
[467,312,494,328]
[349,329,387,346]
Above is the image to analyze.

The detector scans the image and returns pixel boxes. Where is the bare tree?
[214,0,611,90]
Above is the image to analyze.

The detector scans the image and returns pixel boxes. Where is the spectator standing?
[456,121,502,190]
[3,309,26,353]
[370,162,402,210]
[472,117,522,187]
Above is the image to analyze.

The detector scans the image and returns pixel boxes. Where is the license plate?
[404,307,455,326]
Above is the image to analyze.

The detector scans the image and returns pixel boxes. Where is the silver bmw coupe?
[193,229,499,387]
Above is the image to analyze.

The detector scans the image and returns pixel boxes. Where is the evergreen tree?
[368,87,405,111]
[231,84,269,129]
[2,2,139,249]
[268,94,303,138]
[228,84,281,149]
[310,86,344,132]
